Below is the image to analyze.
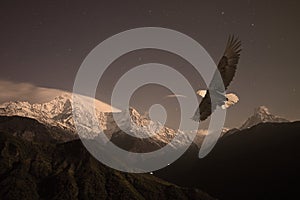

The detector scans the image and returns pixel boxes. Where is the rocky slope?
[0,130,214,200]
[0,116,76,143]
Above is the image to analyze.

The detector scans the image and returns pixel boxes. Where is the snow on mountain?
[240,106,289,129]
[6,94,290,149]
[0,95,84,132]
[110,107,192,145]
[0,93,119,131]
[0,93,193,148]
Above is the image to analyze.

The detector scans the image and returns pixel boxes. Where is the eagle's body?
[192,35,241,121]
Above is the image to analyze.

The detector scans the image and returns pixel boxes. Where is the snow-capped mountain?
[0,93,122,133]
[240,106,289,129]
[0,93,193,148]
[108,107,194,151]
[0,93,89,132]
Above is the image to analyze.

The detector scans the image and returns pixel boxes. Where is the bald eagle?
[192,35,241,121]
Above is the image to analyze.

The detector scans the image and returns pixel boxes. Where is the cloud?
[164,94,187,99]
[0,80,121,112]
[0,80,65,103]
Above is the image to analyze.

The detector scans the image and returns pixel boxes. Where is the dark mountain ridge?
[0,115,77,143]
[155,121,300,200]
[0,129,214,200]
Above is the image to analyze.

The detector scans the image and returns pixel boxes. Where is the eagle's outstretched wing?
[192,35,241,121]
[217,35,241,89]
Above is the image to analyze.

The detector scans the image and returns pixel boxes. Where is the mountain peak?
[254,106,270,115]
[0,95,193,148]
[0,93,117,132]
[240,106,289,129]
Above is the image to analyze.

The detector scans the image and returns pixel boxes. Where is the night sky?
[0,0,299,128]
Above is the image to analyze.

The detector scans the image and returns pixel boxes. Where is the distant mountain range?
[0,94,298,199]
[0,94,194,151]
[0,95,291,151]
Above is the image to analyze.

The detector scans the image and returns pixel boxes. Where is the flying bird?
[192,35,241,121]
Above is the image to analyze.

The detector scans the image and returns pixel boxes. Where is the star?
[251,23,255,27]
[221,11,225,15]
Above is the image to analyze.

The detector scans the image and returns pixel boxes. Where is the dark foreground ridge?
[155,121,300,200]
[0,129,214,200]
[0,116,77,143]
